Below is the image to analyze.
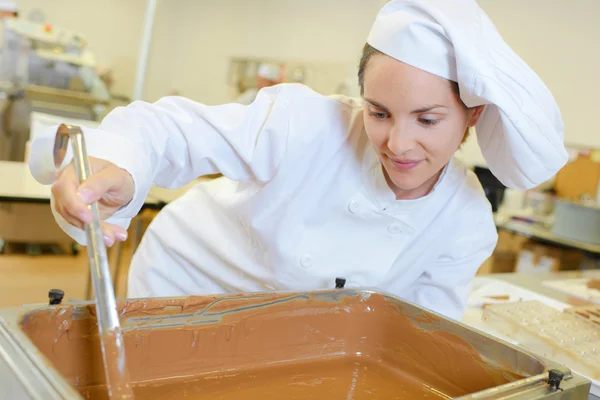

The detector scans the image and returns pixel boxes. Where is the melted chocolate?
[20,292,523,399]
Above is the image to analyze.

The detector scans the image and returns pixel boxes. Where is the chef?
[0,0,17,19]
[235,62,282,105]
[29,0,566,320]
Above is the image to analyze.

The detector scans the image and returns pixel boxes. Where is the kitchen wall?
[459,0,600,166]
[13,0,600,162]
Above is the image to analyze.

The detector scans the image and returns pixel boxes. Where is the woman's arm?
[29,84,308,244]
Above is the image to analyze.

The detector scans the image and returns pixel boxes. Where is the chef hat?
[0,0,16,12]
[367,0,567,190]
[257,63,281,82]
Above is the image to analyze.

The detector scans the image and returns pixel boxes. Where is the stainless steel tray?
[0,289,592,399]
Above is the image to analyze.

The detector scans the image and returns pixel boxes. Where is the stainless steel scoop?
[53,124,121,335]
[53,124,132,398]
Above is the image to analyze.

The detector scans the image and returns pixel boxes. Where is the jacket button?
[348,200,360,213]
[387,223,403,235]
[300,255,313,268]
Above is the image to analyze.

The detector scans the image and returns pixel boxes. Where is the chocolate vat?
[0,289,592,399]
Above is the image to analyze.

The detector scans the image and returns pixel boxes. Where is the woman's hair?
[358,43,461,98]
[358,43,381,96]
[357,43,471,142]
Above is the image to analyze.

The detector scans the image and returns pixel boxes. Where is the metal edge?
[369,289,594,398]
[0,307,85,400]
[0,318,69,399]
[454,373,549,399]
[363,289,563,372]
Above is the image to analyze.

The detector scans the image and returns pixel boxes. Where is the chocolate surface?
[20,292,523,399]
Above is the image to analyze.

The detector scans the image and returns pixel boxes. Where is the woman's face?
[362,54,483,200]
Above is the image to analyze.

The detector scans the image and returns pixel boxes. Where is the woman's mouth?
[390,158,423,171]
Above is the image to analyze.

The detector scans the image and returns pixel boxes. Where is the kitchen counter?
[473,270,600,400]
[490,269,600,304]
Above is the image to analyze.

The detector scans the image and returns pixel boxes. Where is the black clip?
[48,289,65,305]
[335,277,346,289]
[547,369,564,392]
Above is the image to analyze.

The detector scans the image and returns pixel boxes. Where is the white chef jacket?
[29,83,498,320]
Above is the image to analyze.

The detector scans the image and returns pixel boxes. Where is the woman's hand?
[51,157,135,246]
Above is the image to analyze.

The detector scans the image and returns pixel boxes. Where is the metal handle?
[53,124,134,398]
[454,369,571,400]
[53,123,120,333]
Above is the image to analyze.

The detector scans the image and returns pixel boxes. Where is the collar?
[361,142,463,230]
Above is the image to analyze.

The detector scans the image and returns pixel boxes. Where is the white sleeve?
[400,211,498,321]
[28,84,300,244]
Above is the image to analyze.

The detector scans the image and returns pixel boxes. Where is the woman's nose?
[386,124,416,155]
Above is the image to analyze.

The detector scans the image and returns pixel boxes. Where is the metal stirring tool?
[53,124,134,398]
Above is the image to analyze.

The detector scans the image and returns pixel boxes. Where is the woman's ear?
[467,105,485,127]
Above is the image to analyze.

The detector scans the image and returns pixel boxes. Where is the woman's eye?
[369,111,388,120]
[419,118,439,126]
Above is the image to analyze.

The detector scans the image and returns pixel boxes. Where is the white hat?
[367,0,567,190]
[0,0,17,12]
[257,63,281,82]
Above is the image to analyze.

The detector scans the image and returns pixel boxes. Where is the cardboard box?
[492,252,518,273]
[515,242,560,274]
[495,230,529,254]
[476,231,525,275]
[477,252,518,275]
[515,241,583,274]
[476,256,494,275]
[554,154,600,201]
[478,229,585,275]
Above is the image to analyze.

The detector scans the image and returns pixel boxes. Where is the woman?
[30,0,566,320]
